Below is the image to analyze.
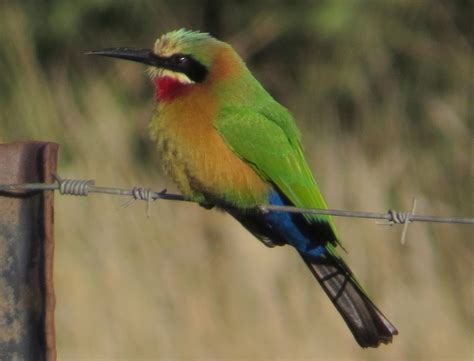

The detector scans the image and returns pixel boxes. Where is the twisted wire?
[387,209,412,224]
[131,186,154,217]
[0,175,472,235]
[55,174,95,196]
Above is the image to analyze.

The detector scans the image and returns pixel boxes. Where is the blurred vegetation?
[0,0,472,360]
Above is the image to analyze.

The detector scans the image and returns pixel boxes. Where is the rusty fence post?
[0,142,57,361]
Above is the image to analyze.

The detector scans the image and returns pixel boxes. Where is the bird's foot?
[199,202,215,210]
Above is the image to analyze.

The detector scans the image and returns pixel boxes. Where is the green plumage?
[90,28,398,347]
[215,106,340,238]
[212,57,342,242]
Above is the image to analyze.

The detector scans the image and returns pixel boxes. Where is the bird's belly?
[150,110,270,208]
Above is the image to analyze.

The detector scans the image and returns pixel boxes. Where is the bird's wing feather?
[215,107,393,343]
[214,105,341,247]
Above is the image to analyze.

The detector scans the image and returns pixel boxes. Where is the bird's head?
[88,29,241,101]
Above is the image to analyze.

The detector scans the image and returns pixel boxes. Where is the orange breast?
[149,83,270,207]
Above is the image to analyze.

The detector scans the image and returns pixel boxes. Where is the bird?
[88,29,398,347]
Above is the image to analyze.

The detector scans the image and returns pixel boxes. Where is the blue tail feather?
[226,190,398,347]
[264,191,326,257]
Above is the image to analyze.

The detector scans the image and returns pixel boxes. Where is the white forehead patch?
[153,35,180,58]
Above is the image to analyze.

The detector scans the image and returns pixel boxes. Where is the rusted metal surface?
[0,142,57,361]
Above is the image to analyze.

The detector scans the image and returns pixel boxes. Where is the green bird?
[89,29,398,347]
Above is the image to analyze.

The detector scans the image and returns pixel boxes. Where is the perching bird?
[88,29,398,347]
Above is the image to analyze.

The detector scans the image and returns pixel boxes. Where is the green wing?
[214,105,341,247]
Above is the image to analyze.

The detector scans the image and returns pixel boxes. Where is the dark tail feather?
[300,252,398,348]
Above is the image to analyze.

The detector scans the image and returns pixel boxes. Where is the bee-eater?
[88,29,398,347]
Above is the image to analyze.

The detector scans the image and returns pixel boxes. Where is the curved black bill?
[86,47,165,67]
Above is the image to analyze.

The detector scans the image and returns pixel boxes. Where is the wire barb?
[400,198,417,244]
[131,187,154,217]
[54,173,94,196]
[0,175,472,231]
[386,209,412,224]
[376,198,417,243]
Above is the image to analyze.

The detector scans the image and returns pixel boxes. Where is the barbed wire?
[0,174,472,243]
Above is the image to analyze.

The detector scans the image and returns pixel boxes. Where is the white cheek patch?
[147,67,194,84]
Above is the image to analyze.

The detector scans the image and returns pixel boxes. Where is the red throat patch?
[154,76,191,101]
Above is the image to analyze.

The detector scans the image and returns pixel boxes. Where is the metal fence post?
[0,142,57,361]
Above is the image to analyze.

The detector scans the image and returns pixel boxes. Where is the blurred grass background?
[0,0,472,359]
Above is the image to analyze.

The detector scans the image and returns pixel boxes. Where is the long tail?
[300,252,398,347]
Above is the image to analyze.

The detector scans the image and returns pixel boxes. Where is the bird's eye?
[163,54,208,82]
[172,55,188,66]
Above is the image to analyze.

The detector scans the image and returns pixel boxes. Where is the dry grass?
[0,1,472,360]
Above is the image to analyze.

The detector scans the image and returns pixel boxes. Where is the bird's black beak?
[86,47,166,67]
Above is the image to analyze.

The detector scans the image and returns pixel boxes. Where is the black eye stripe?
[164,54,208,83]
[170,54,187,65]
